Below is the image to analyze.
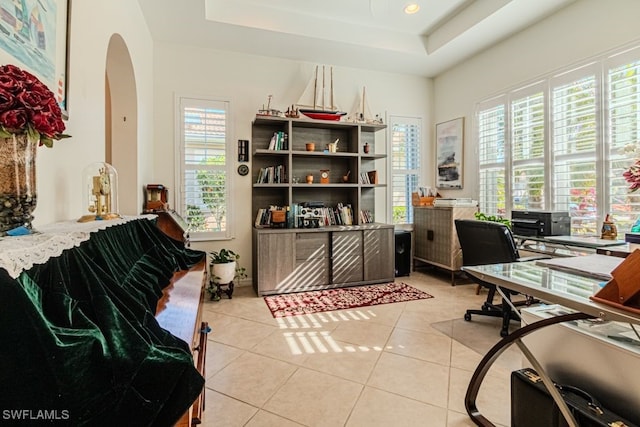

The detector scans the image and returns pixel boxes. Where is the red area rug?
[264,282,433,318]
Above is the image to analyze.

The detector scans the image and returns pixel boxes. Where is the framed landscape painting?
[0,0,70,118]
[436,117,464,189]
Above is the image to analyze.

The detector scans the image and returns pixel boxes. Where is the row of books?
[268,131,289,150]
[359,209,374,224]
[359,170,378,184]
[309,204,354,226]
[256,165,286,183]
[254,203,377,228]
[255,206,288,228]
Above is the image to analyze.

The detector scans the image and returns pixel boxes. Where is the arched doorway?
[105,34,138,215]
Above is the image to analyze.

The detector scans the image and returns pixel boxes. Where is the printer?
[511,210,571,237]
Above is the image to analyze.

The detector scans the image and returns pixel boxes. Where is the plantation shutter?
[551,65,599,235]
[606,47,640,232]
[511,85,545,211]
[390,116,421,224]
[477,97,506,216]
[179,97,231,239]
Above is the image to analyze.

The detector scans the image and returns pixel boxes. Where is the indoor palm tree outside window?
[178,97,231,240]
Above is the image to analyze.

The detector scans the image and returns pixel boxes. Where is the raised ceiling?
[137,0,576,77]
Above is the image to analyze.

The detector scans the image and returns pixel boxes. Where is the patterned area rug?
[264,282,434,318]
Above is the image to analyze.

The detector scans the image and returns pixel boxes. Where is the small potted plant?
[208,249,247,300]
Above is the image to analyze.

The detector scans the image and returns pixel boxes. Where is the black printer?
[511,210,571,237]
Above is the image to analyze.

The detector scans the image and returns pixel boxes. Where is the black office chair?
[454,219,547,337]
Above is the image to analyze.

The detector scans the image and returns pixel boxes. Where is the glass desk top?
[464,261,640,325]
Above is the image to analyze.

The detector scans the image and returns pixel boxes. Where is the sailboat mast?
[331,67,334,110]
[313,66,318,110]
[362,86,366,118]
[322,66,326,110]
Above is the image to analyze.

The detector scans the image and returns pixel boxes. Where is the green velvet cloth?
[0,218,206,426]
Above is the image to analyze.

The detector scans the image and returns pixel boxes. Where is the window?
[390,116,421,224]
[478,100,506,215]
[177,97,232,240]
[511,86,545,212]
[551,68,599,235]
[476,44,640,234]
[607,51,640,233]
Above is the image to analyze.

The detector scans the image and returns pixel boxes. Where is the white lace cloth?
[0,215,156,278]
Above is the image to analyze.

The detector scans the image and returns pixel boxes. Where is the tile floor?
[200,270,525,427]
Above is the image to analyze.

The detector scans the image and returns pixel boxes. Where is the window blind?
[607,58,640,232]
[390,116,421,224]
[551,74,598,235]
[179,98,231,239]
[511,91,545,211]
[478,103,506,215]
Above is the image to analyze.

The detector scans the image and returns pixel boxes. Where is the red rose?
[0,109,28,131]
[0,88,16,111]
[17,90,45,112]
[1,64,27,81]
[31,112,59,137]
[0,73,23,95]
[0,64,69,145]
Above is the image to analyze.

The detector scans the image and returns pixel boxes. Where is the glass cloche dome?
[78,162,121,222]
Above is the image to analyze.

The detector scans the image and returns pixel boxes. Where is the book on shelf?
[359,209,373,224]
[267,131,288,150]
[256,164,287,183]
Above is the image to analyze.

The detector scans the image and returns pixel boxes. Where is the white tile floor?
[200,270,525,427]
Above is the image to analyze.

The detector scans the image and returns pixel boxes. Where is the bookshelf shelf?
[251,116,392,295]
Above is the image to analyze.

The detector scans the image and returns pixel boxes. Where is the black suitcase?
[511,368,638,427]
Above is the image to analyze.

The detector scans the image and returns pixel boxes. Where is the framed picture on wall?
[0,0,70,118]
[436,117,464,189]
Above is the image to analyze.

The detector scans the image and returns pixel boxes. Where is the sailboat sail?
[296,65,346,121]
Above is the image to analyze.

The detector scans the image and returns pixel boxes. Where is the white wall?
[0,0,155,225]
[152,43,432,275]
[433,0,640,201]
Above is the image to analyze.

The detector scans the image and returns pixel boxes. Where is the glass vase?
[0,133,38,236]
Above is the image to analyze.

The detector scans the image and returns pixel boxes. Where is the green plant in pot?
[207,249,247,300]
[475,211,512,229]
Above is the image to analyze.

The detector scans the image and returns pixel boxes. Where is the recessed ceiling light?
[404,3,420,14]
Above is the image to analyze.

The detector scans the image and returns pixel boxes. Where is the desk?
[463,262,640,427]
[513,234,626,257]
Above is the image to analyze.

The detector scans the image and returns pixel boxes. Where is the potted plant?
[207,249,247,300]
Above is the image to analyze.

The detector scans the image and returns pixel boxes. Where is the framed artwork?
[0,0,70,118]
[436,117,464,189]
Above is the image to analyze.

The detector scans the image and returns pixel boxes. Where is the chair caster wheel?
[500,329,509,337]
[464,313,472,321]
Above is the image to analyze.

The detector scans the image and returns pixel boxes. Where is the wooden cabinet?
[253,225,394,296]
[364,227,394,281]
[413,206,477,283]
[154,215,208,426]
[156,261,208,427]
[251,116,392,295]
[333,230,363,284]
[251,116,387,227]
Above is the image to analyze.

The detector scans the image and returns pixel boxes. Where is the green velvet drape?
[0,218,206,426]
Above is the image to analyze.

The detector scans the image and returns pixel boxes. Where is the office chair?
[454,219,547,337]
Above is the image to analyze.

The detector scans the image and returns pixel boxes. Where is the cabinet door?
[256,233,295,295]
[294,232,330,290]
[414,208,429,260]
[363,228,394,282]
[426,208,454,267]
[332,230,363,284]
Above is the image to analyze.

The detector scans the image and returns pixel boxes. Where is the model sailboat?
[297,66,347,121]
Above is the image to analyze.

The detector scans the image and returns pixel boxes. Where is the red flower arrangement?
[623,159,640,192]
[0,64,69,147]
